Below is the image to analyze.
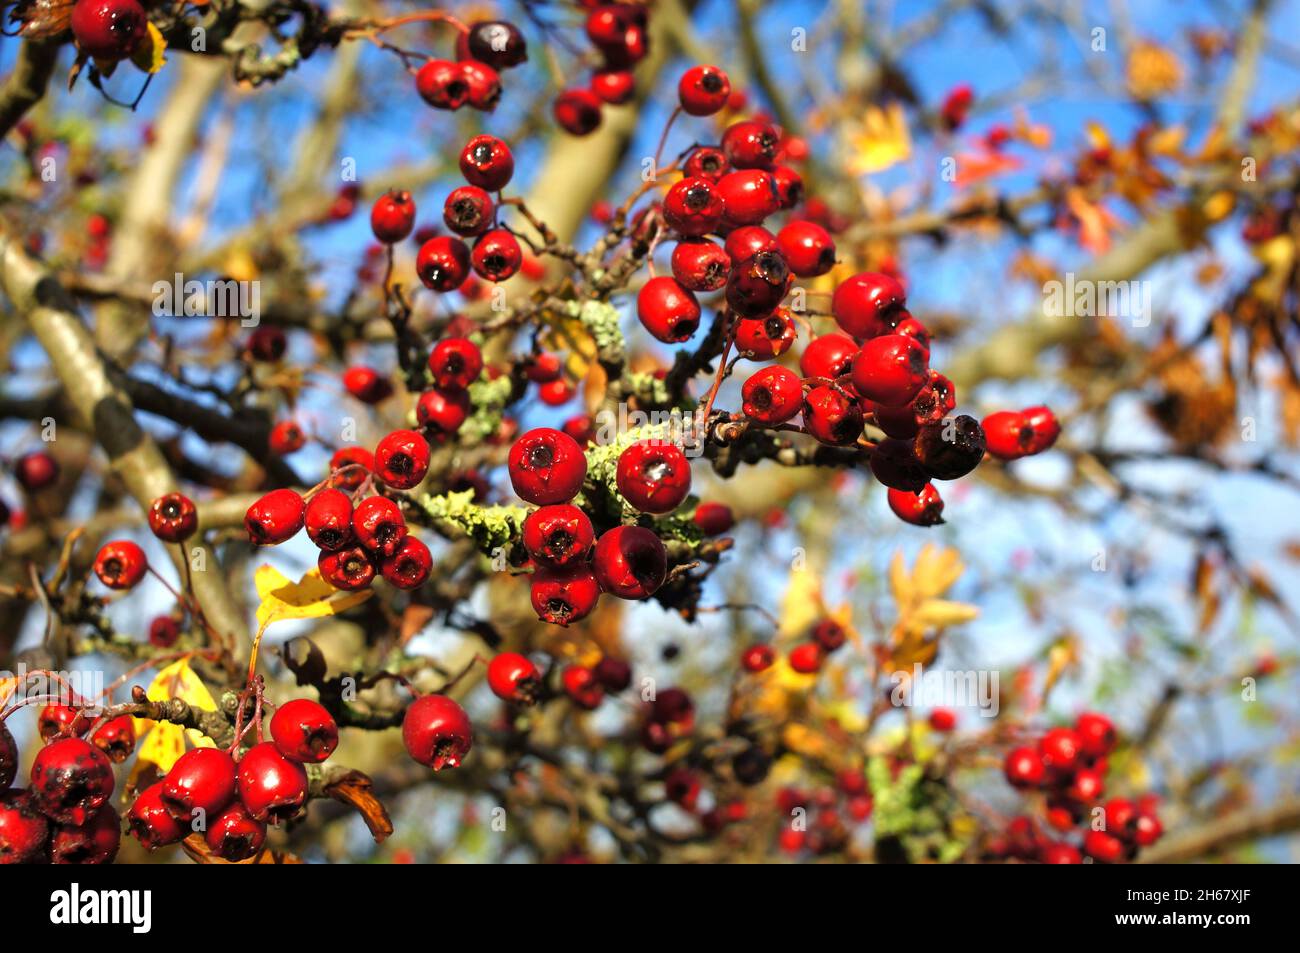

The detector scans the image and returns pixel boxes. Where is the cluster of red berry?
[414,20,527,115]
[998,712,1164,863]
[740,617,848,676]
[552,3,655,135]
[772,774,876,857]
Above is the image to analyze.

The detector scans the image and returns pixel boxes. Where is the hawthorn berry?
[678,65,731,116]
[910,371,956,428]
[537,379,574,406]
[30,738,114,825]
[637,276,701,343]
[236,743,307,824]
[50,802,120,864]
[803,385,864,446]
[330,446,373,490]
[0,722,15,791]
[270,699,338,764]
[464,20,528,69]
[616,441,692,514]
[148,492,198,543]
[721,119,780,169]
[1003,746,1045,788]
[269,419,306,456]
[206,802,267,861]
[0,790,50,864]
[852,334,930,406]
[1022,406,1061,453]
[1075,711,1117,758]
[742,644,775,672]
[591,69,636,104]
[161,747,236,822]
[374,429,431,490]
[522,504,595,567]
[887,484,945,526]
[126,782,186,850]
[811,619,847,652]
[343,366,393,404]
[895,315,931,355]
[93,540,147,590]
[443,186,494,238]
[318,546,376,591]
[777,221,836,277]
[726,250,792,317]
[416,386,471,436]
[929,708,957,732]
[487,652,542,706]
[38,704,91,740]
[380,536,432,589]
[148,615,181,648]
[402,694,473,770]
[771,165,804,209]
[1039,842,1083,864]
[693,501,734,536]
[832,272,907,340]
[370,191,416,244]
[869,438,929,492]
[460,135,514,191]
[741,365,802,424]
[471,228,523,282]
[735,310,796,360]
[650,687,695,727]
[800,332,858,381]
[416,60,470,110]
[531,563,601,626]
[90,716,135,762]
[508,428,587,505]
[246,326,286,363]
[554,89,604,135]
[789,642,824,674]
[1083,829,1126,863]
[561,665,605,710]
[562,414,595,447]
[1067,768,1106,804]
[593,526,667,599]
[664,177,725,236]
[416,236,471,292]
[70,0,147,62]
[1038,727,1083,776]
[717,169,781,226]
[593,657,632,692]
[244,488,305,545]
[459,60,502,111]
[15,450,59,491]
[668,239,729,292]
[913,416,985,481]
[684,146,730,181]
[1132,811,1163,847]
[352,496,407,558]
[303,488,353,552]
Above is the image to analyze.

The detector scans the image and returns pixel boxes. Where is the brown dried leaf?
[324,769,393,844]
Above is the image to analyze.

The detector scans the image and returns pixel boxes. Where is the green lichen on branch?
[418,489,527,554]
[458,373,514,446]
[868,754,972,863]
[571,299,624,363]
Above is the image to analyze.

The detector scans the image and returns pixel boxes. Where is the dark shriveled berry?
[913,416,985,481]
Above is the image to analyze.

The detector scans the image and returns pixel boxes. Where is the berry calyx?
[402,694,473,770]
[304,488,354,551]
[615,441,692,514]
[741,365,803,424]
[270,699,339,764]
[663,177,725,236]
[531,563,601,626]
[318,546,377,591]
[521,504,595,567]
[443,186,494,237]
[374,429,431,490]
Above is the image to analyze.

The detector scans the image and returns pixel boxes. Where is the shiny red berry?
[318,545,376,591]
[561,665,604,710]
[1083,829,1126,863]
[352,496,407,558]
[678,65,731,115]
[717,169,781,226]
[771,165,804,209]
[416,386,470,436]
[928,708,957,732]
[244,488,305,545]
[459,59,502,111]
[71,0,147,61]
[742,644,775,672]
[852,334,930,406]
[616,441,692,514]
[460,135,514,191]
[374,429,431,490]
[487,653,541,705]
[1003,745,1045,788]
[37,705,90,740]
[832,272,908,340]
[161,747,236,822]
[30,737,114,825]
[522,504,595,567]
[93,539,147,589]
[148,615,181,648]
[90,715,135,763]
[148,492,198,543]
[126,781,186,850]
[330,446,373,490]
[464,19,528,69]
[804,385,864,446]
[304,488,353,551]
[670,239,730,292]
[538,378,575,406]
[684,146,730,181]
[1133,811,1163,847]
[593,657,632,692]
[416,236,471,292]
[721,119,780,169]
[593,526,667,599]
[887,484,945,526]
[1067,767,1106,804]
[531,563,600,626]
[554,88,603,135]
[788,642,823,673]
[895,315,931,354]
[692,501,734,536]
[270,699,338,764]
[269,420,306,456]
[726,250,791,317]
[735,309,796,359]
[913,416,985,481]
[245,326,286,363]
[205,802,266,861]
[402,694,473,770]
[637,276,701,343]
[0,722,15,792]
[470,228,522,282]
[443,186,494,237]
[724,226,777,262]
[591,68,635,104]
[0,790,50,863]
[50,802,120,864]
[1039,841,1082,864]
[342,366,392,404]
[811,618,847,652]
[742,365,802,424]
[381,535,432,589]
[777,221,836,277]
[1038,727,1084,775]
[237,742,308,823]
[15,450,59,491]
[508,428,588,505]
[800,332,858,381]
[416,59,470,110]
[370,190,416,243]
[1075,711,1117,758]
[664,177,724,237]
[981,411,1032,460]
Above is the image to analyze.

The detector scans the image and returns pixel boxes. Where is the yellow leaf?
[128,658,218,791]
[888,550,913,608]
[0,676,18,707]
[778,567,824,640]
[1126,40,1183,100]
[130,21,167,75]
[540,311,598,383]
[255,564,373,631]
[848,103,911,176]
[911,599,979,628]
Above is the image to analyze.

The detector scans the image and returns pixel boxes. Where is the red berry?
[0,722,15,792]
[374,429,431,489]
[591,69,635,104]
[776,221,836,277]
[416,386,471,436]
[593,526,667,599]
[148,615,180,648]
[678,65,731,116]
[724,225,777,262]
[416,236,471,291]
[1039,841,1082,864]
[1022,406,1061,454]
[562,414,595,447]
[460,135,514,191]
[771,165,804,209]
[561,665,604,710]
[148,492,198,543]
[416,59,470,110]
[800,332,858,380]
[380,535,433,589]
[160,747,236,822]
[788,642,823,674]
[851,334,930,406]
[1003,745,1045,788]
[664,177,724,236]
[459,59,502,111]
[895,315,931,354]
[318,545,376,591]
[741,365,802,424]
[684,146,730,181]
[244,488,305,545]
[70,0,147,61]
[803,385,864,446]
[522,504,595,567]
[237,742,308,824]
[741,644,775,672]
[126,782,186,850]
[471,228,522,282]
[50,802,120,864]
[1038,727,1084,775]
[928,708,957,731]
[270,699,338,764]
[1075,711,1117,758]
[246,326,286,363]
[464,20,528,70]
[832,272,907,340]
[402,695,473,770]
[1067,768,1106,803]
[593,657,632,691]
[1133,811,1163,847]
[38,705,91,740]
[508,428,587,505]
[269,419,306,456]
[1104,798,1138,838]
[531,563,600,626]
[525,352,563,383]
[538,378,575,406]
[89,715,135,763]
[303,488,353,551]
[981,411,1032,460]
[637,276,701,343]
[330,446,373,490]
[351,496,407,558]
[721,119,780,169]
[205,802,266,861]
[693,501,734,536]
[487,652,542,706]
[0,790,50,863]
[30,737,114,826]
[616,441,692,514]
[716,169,781,226]
[93,539,147,589]
[1083,829,1126,863]
[442,185,494,238]
[811,618,847,652]
[343,366,393,404]
[370,190,416,243]
[887,484,945,526]
[735,309,796,359]
[726,250,792,317]
[909,371,956,428]
[15,450,59,491]
[554,89,603,135]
